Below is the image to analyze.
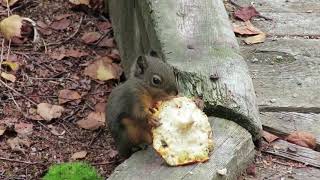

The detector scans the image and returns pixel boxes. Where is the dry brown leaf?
[233,21,262,35]
[97,21,112,33]
[50,48,88,60]
[262,130,279,143]
[244,33,266,44]
[0,125,6,136]
[77,112,105,130]
[234,6,259,21]
[37,20,52,36]
[54,14,73,21]
[94,102,106,113]
[7,137,31,153]
[14,122,33,136]
[50,18,71,30]
[71,150,87,160]
[65,49,89,58]
[0,15,22,40]
[1,72,16,82]
[58,89,81,104]
[69,0,90,5]
[97,37,115,48]
[286,131,316,149]
[84,56,122,81]
[37,103,64,122]
[81,32,102,44]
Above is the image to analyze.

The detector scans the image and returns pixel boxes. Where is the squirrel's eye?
[152,75,162,85]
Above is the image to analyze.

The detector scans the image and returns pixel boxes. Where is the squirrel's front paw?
[148,117,162,128]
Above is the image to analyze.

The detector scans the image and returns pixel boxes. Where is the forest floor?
[0,0,122,179]
[1,0,319,179]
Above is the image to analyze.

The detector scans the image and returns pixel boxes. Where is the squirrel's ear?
[135,55,148,76]
[149,50,159,57]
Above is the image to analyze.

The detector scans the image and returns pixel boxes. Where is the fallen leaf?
[7,137,31,153]
[58,89,81,104]
[1,60,20,71]
[14,122,33,136]
[69,0,90,5]
[95,102,106,113]
[262,130,279,143]
[84,56,122,81]
[1,72,16,82]
[37,21,49,29]
[0,15,22,40]
[246,164,256,177]
[54,14,73,21]
[0,125,6,136]
[77,112,105,130]
[71,150,87,160]
[234,6,259,21]
[2,0,19,7]
[233,21,262,35]
[50,18,71,30]
[97,21,112,33]
[48,125,66,136]
[108,149,118,159]
[50,48,88,60]
[37,103,64,122]
[81,32,102,44]
[97,37,116,48]
[65,49,89,58]
[244,33,266,44]
[286,131,316,149]
[37,21,52,36]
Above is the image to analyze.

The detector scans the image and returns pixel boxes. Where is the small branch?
[0,39,5,73]
[92,161,117,166]
[0,79,38,106]
[46,15,84,46]
[0,157,39,165]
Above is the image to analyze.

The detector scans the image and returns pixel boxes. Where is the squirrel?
[106,54,179,158]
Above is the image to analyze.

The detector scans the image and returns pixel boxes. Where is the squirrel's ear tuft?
[135,55,148,76]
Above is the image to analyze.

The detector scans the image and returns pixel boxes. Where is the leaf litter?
[0,1,120,178]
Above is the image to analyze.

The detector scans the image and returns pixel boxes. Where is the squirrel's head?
[133,55,179,100]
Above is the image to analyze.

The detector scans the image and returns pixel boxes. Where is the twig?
[5,0,10,16]
[9,92,22,111]
[0,39,5,73]
[92,161,117,166]
[88,129,103,146]
[46,15,84,46]
[0,79,38,106]
[0,157,38,165]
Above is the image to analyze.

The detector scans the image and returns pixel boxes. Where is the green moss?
[43,162,103,180]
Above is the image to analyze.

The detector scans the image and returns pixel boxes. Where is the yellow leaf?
[1,72,16,82]
[84,56,122,81]
[4,0,19,6]
[97,62,114,80]
[244,33,266,45]
[1,60,20,71]
[69,0,90,5]
[0,15,22,40]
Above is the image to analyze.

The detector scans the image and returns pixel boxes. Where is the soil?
[0,0,121,179]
